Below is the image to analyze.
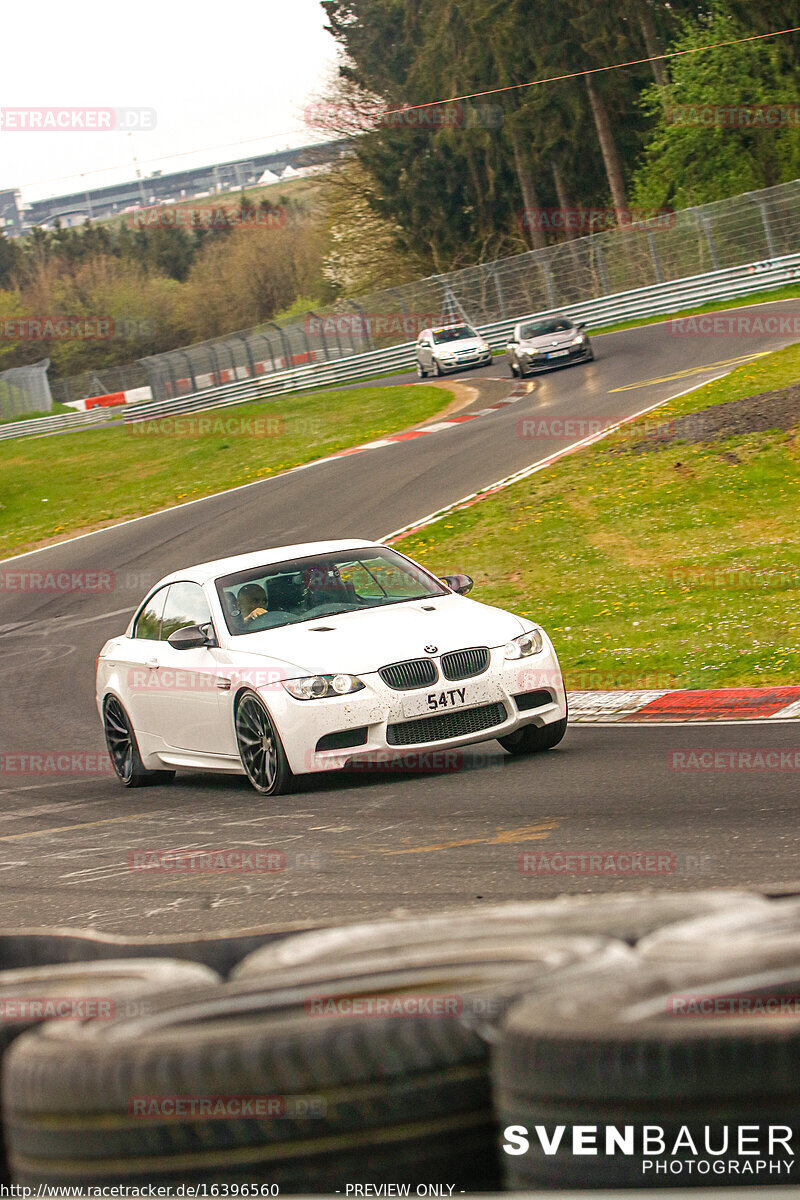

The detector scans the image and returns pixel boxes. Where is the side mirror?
[577,322,587,331]
[168,622,216,650]
[442,574,474,596]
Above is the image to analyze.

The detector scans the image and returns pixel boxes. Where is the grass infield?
[0,385,449,559]
[397,343,800,690]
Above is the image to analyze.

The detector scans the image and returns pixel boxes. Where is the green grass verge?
[0,401,72,426]
[397,343,800,690]
[0,385,451,560]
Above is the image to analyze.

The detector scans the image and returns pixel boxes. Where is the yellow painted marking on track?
[0,814,154,843]
[609,352,769,393]
[382,820,561,856]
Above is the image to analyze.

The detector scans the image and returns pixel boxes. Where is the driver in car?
[237,583,269,623]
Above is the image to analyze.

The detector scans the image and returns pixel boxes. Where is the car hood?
[519,329,578,349]
[436,337,486,353]
[225,595,527,676]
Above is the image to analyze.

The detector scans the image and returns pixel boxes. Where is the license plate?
[402,682,490,718]
[547,349,569,359]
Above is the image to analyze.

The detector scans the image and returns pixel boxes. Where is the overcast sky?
[1,0,341,204]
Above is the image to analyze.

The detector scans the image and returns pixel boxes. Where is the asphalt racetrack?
[1,303,799,934]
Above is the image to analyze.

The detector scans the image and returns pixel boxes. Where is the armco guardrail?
[120,253,800,425]
[0,407,106,443]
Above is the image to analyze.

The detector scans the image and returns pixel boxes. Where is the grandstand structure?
[2,139,350,234]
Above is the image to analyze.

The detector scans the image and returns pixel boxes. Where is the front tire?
[103,696,175,788]
[433,359,444,377]
[499,716,567,756]
[509,359,519,378]
[416,361,428,378]
[235,691,297,795]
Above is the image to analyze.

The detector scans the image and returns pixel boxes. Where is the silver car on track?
[507,315,594,377]
[416,323,492,377]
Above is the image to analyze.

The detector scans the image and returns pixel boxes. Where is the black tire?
[586,347,595,361]
[639,896,800,975]
[236,931,629,981]
[433,358,444,377]
[231,893,761,975]
[234,690,297,796]
[498,715,567,755]
[0,928,303,979]
[416,361,428,378]
[0,958,218,1183]
[509,358,519,378]
[493,958,800,1189]
[3,949,629,1190]
[103,696,175,788]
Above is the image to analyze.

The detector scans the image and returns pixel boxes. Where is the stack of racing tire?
[0,890,799,1190]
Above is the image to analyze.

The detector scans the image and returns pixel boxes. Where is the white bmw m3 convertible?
[97,540,568,795]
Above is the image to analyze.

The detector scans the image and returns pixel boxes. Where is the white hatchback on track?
[416,324,492,376]
[97,541,567,795]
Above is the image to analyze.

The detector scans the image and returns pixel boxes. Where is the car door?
[418,333,432,370]
[121,585,170,735]
[146,581,230,754]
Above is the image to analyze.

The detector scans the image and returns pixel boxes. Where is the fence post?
[755,200,776,259]
[646,231,663,284]
[266,322,292,372]
[236,332,256,379]
[306,311,331,361]
[594,244,610,296]
[491,266,508,320]
[347,301,373,353]
[699,213,720,270]
[205,342,222,390]
[539,252,557,309]
[176,351,197,395]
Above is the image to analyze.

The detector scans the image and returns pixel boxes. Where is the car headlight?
[504,630,544,659]
[479,341,490,353]
[572,334,586,344]
[283,674,365,700]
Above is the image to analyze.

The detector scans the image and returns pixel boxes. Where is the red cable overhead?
[380,24,800,116]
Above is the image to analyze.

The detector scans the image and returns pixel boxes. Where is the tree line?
[319,0,800,267]
[0,195,329,380]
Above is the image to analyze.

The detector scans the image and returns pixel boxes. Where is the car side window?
[160,582,214,642]
[133,587,169,640]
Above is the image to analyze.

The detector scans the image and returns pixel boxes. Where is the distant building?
[0,189,22,236]
[11,140,351,235]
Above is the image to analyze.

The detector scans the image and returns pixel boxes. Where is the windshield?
[216,547,449,635]
[520,318,573,338]
[432,325,479,344]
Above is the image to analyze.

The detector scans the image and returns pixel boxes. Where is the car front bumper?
[266,639,567,776]
[519,343,592,371]
[438,351,492,373]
